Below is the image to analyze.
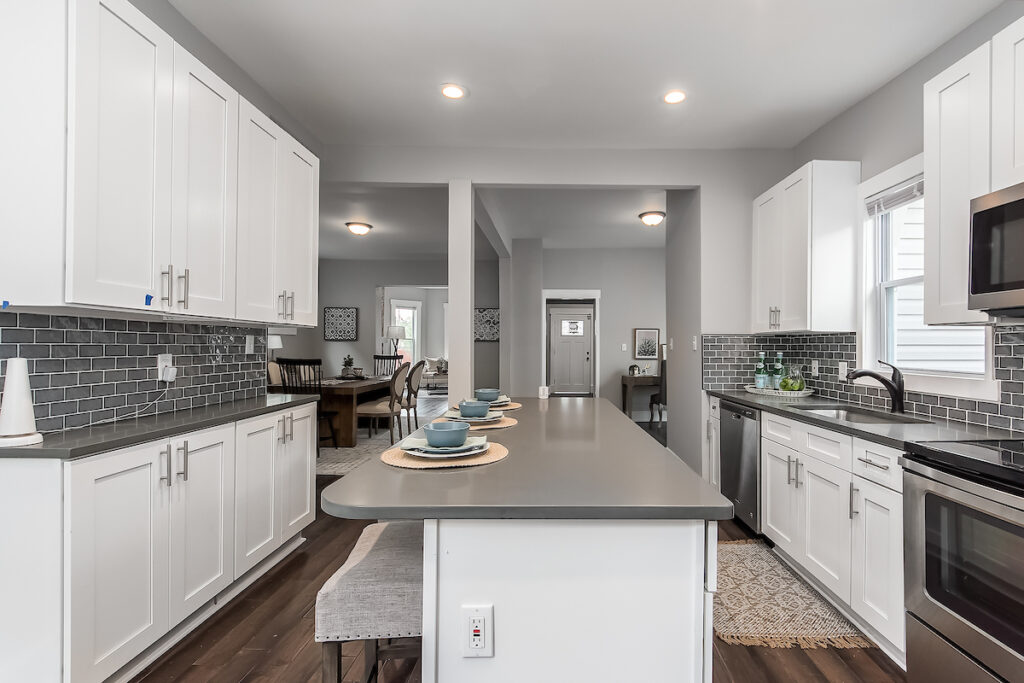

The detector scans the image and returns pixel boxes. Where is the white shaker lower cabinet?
[234,403,317,578]
[797,456,852,603]
[65,442,172,683]
[280,405,317,539]
[168,425,236,627]
[62,405,315,683]
[850,475,905,652]
[761,439,801,558]
[761,421,906,665]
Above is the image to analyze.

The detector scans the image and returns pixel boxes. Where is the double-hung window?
[869,175,987,376]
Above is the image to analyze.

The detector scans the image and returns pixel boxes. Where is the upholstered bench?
[315,521,423,683]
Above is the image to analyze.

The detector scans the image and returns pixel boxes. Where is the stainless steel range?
[902,439,1024,683]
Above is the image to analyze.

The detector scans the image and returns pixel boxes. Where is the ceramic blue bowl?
[475,388,501,402]
[459,400,490,418]
[423,421,470,448]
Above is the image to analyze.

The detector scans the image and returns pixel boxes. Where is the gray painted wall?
[665,191,703,471]
[509,240,544,396]
[127,0,322,153]
[423,289,448,358]
[793,1,1024,181]
[541,248,666,414]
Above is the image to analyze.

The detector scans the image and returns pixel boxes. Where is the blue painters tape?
[145,294,154,306]
[1,301,8,309]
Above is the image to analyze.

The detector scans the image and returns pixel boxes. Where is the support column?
[498,257,512,393]
[447,180,475,402]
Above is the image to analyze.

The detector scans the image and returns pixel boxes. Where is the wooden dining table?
[320,376,392,446]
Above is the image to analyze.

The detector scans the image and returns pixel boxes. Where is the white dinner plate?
[443,409,503,422]
[402,443,490,459]
[399,436,487,454]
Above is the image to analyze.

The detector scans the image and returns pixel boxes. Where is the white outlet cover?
[461,604,494,658]
[245,335,255,354]
[839,361,848,378]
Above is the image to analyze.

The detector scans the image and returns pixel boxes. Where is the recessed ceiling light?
[441,83,467,99]
[639,211,666,227]
[346,222,372,236]
[663,90,686,104]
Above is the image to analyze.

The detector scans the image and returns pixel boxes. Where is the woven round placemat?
[381,442,509,469]
[449,402,524,412]
[432,416,518,430]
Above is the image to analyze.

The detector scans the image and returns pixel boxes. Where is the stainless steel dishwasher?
[719,401,760,532]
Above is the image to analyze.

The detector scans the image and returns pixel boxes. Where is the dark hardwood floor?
[135,478,904,683]
[636,419,667,445]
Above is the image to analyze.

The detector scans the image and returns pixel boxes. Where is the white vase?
[0,358,43,445]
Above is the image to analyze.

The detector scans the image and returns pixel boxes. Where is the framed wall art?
[474,308,500,342]
[633,328,660,360]
[324,306,358,341]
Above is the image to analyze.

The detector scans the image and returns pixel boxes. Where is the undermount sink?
[793,404,929,425]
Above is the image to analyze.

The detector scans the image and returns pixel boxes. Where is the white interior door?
[280,405,316,540]
[798,455,852,602]
[170,44,238,318]
[548,306,594,395]
[236,98,283,323]
[276,139,319,326]
[923,42,991,325]
[234,412,282,578]
[760,439,800,557]
[67,0,173,311]
[66,441,170,683]
[169,425,235,627]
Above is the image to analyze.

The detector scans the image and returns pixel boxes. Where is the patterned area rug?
[714,540,871,649]
[316,396,449,476]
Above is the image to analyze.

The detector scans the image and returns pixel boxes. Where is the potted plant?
[341,354,355,378]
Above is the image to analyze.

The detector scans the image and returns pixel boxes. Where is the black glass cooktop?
[906,439,1024,491]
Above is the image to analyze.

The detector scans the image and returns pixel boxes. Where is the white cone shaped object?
[0,358,43,446]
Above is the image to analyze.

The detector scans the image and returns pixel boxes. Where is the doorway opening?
[546,299,596,396]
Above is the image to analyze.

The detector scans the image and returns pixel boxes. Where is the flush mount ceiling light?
[663,89,687,104]
[441,83,467,99]
[346,222,372,236]
[639,211,666,227]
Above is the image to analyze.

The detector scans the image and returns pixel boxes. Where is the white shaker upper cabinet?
[66,0,173,311]
[993,16,1024,191]
[236,99,284,324]
[923,42,991,325]
[170,45,239,319]
[276,140,320,327]
[750,160,859,333]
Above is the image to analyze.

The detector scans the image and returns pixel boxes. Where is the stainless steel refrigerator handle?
[161,264,174,306]
[857,456,890,471]
[849,481,858,519]
[160,444,173,487]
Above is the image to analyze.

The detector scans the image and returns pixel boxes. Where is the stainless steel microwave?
[970,181,1024,316]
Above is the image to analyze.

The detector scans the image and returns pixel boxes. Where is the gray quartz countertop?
[707,390,1023,450]
[0,393,318,460]
[321,397,733,521]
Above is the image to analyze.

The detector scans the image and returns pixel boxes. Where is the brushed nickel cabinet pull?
[857,456,890,471]
[160,444,173,487]
[162,265,174,306]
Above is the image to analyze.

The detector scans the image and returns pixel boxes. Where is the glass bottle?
[772,352,785,390]
[754,352,768,389]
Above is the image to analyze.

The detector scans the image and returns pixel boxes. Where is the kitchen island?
[322,397,732,683]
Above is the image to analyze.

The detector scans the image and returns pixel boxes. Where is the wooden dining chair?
[401,360,427,433]
[649,359,667,427]
[356,362,410,445]
[373,354,402,377]
[276,357,339,449]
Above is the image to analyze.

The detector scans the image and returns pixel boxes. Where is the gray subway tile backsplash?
[0,313,267,433]
[703,327,1024,433]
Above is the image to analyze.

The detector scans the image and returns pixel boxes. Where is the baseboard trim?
[109,534,308,683]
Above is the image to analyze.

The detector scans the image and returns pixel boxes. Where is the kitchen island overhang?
[322,398,731,682]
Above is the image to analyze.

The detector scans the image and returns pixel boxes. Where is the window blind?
[865,174,925,217]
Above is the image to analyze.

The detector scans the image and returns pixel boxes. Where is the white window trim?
[390,298,422,361]
[857,154,998,401]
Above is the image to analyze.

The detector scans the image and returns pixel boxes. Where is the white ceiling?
[170,0,999,149]
[319,185,498,260]
[479,188,668,249]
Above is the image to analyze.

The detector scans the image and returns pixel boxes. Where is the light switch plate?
[462,604,494,657]
[621,343,627,352]
[811,360,819,377]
